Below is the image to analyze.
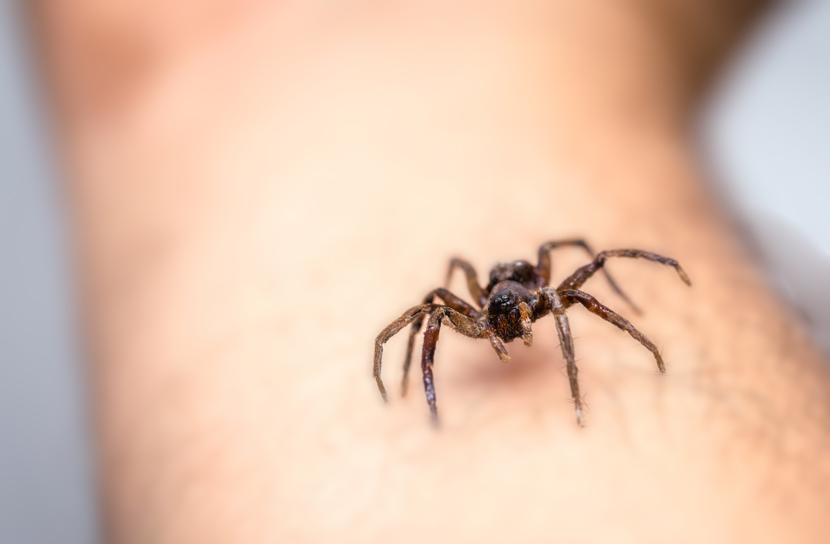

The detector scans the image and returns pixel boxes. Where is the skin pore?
[34,0,830,542]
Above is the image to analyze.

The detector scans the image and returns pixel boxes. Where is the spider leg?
[558,249,691,294]
[444,258,488,307]
[421,309,443,425]
[435,305,506,363]
[541,287,584,426]
[561,289,666,373]
[484,327,511,363]
[419,306,488,425]
[374,303,440,402]
[402,288,479,396]
[518,301,533,347]
[536,239,641,313]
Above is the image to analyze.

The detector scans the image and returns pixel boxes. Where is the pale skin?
[33,1,830,542]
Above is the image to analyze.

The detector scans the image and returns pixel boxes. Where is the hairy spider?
[373,240,691,426]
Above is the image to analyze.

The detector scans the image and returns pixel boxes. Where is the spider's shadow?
[445,338,562,392]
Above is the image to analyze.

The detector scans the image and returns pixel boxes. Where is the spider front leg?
[418,306,488,425]
[375,304,487,423]
[561,289,666,373]
[540,287,585,426]
[374,304,440,402]
[421,310,443,424]
[401,288,479,396]
[558,249,691,293]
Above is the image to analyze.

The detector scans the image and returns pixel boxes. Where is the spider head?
[488,288,521,315]
[486,286,529,342]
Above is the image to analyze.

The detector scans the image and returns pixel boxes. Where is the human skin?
[33,1,830,542]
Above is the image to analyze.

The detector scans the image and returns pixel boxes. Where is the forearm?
[34,1,830,542]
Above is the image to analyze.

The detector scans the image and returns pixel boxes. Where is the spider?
[372,240,691,426]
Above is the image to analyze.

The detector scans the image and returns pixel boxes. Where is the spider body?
[486,281,535,343]
[487,260,541,291]
[373,240,691,426]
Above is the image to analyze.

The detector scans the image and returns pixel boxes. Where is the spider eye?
[491,289,518,311]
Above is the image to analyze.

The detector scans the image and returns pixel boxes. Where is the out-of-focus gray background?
[0,3,98,544]
[0,2,827,543]
[700,0,830,352]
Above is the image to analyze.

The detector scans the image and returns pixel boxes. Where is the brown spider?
[373,240,691,426]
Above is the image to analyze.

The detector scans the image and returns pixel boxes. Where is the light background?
[700,0,830,351]
[1,2,827,542]
[0,2,98,543]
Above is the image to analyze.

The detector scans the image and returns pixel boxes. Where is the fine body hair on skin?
[33,1,830,542]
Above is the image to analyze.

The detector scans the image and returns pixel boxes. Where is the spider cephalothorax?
[485,282,535,344]
[373,240,691,426]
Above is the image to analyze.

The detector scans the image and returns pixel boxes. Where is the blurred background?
[0,1,827,542]
[701,0,830,353]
